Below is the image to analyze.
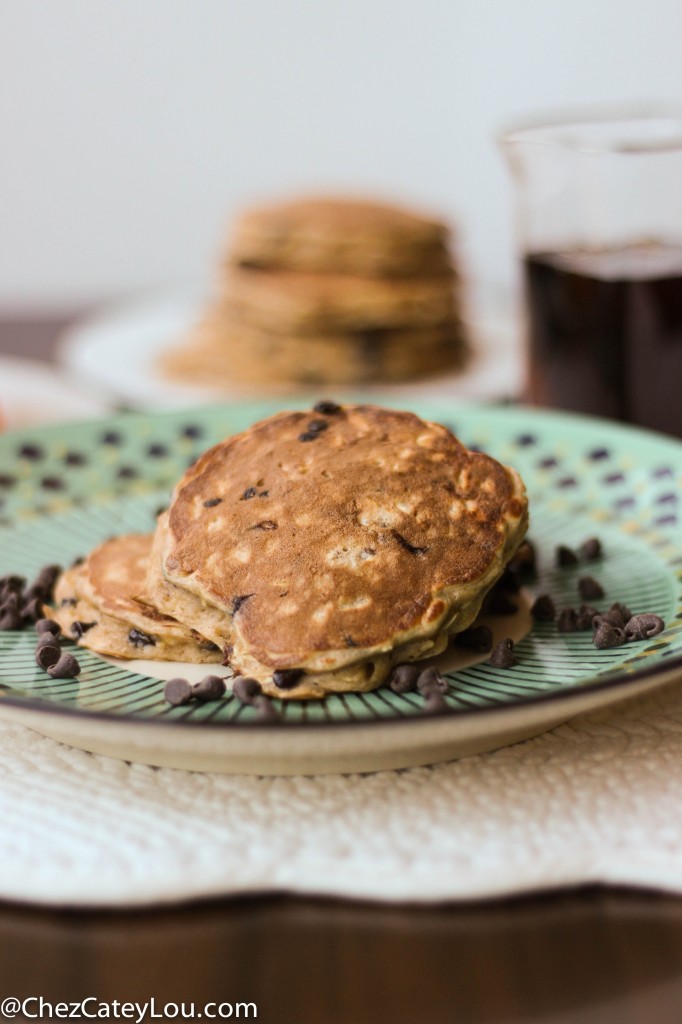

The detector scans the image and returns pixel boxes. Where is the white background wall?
[2,0,682,311]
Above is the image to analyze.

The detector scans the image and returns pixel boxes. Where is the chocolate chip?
[298,432,319,442]
[47,652,81,678]
[531,594,556,621]
[0,593,20,616]
[240,488,257,501]
[388,664,420,693]
[204,497,223,507]
[580,537,603,561]
[391,530,428,556]
[128,628,156,648]
[307,419,329,433]
[484,589,518,615]
[497,567,522,593]
[253,695,280,722]
[36,631,61,649]
[35,618,61,637]
[451,625,493,652]
[232,676,262,704]
[593,621,626,649]
[192,675,226,702]
[579,576,605,600]
[0,575,25,595]
[31,564,62,598]
[624,613,665,641]
[231,593,254,615]
[35,642,61,670]
[576,604,601,630]
[507,540,537,578]
[556,545,579,567]
[164,677,192,706]
[313,400,341,415]
[250,520,277,531]
[70,620,97,639]
[416,667,448,695]
[557,607,578,632]
[272,668,304,690]
[608,602,632,626]
[490,638,517,668]
[423,692,449,713]
[21,597,43,623]
[0,610,22,630]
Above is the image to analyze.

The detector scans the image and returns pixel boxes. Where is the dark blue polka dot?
[18,443,44,460]
[468,443,485,453]
[64,451,87,466]
[653,466,673,478]
[147,443,169,458]
[0,474,17,489]
[557,476,577,488]
[181,424,204,439]
[40,476,64,491]
[603,472,625,485]
[655,514,677,526]
[588,448,610,460]
[615,496,636,509]
[538,456,559,469]
[656,492,678,504]
[117,466,138,480]
[516,434,537,447]
[101,431,122,446]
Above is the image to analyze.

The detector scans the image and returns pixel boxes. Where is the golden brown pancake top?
[163,405,527,667]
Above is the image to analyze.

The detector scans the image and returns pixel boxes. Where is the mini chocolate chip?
[35,618,61,637]
[531,594,556,621]
[272,668,304,690]
[624,613,666,641]
[70,620,97,639]
[307,419,329,433]
[36,631,61,650]
[490,638,517,668]
[485,589,518,616]
[164,677,192,706]
[35,643,61,670]
[416,667,448,695]
[313,400,342,415]
[452,625,493,652]
[232,676,262,704]
[204,497,223,507]
[388,664,420,693]
[19,443,44,460]
[507,540,537,578]
[497,567,522,593]
[579,576,605,600]
[576,604,601,630]
[392,530,428,556]
[556,545,579,568]
[423,692,449,713]
[250,520,277,531]
[240,488,257,501]
[609,601,632,626]
[231,593,254,615]
[128,628,156,648]
[298,432,319,442]
[0,610,23,630]
[60,597,78,608]
[192,675,227,702]
[593,621,626,649]
[580,537,603,561]
[253,695,280,722]
[21,597,43,623]
[557,607,578,632]
[47,652,81,678]
[344,634,357,647]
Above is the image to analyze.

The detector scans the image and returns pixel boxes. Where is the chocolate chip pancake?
[48,536,221,663]
[228,196,453,277]
[159,316,468,389]
[150,404,528,698]
[218,266,457,334]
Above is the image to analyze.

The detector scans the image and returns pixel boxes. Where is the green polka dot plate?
[1,400,681,775]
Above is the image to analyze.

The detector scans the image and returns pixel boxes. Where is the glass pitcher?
[499,105,682,437]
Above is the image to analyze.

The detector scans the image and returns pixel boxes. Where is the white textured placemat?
[2,679,682,908]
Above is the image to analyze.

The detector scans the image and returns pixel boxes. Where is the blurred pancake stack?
[160,196,469,389]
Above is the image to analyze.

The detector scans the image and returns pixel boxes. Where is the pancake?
[159,315,468,389]
[218,266,457,334]
[47,536,222,663]
[228,196,453,277]
[149,404,528,698]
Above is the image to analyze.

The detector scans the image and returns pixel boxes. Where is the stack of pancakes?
[160,197,469,389]
[48,404,528,700]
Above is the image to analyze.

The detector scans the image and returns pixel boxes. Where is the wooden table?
[2,316,682,1024]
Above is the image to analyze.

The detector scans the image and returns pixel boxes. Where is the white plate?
[56,290,524,409]
[0,356,110,429]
